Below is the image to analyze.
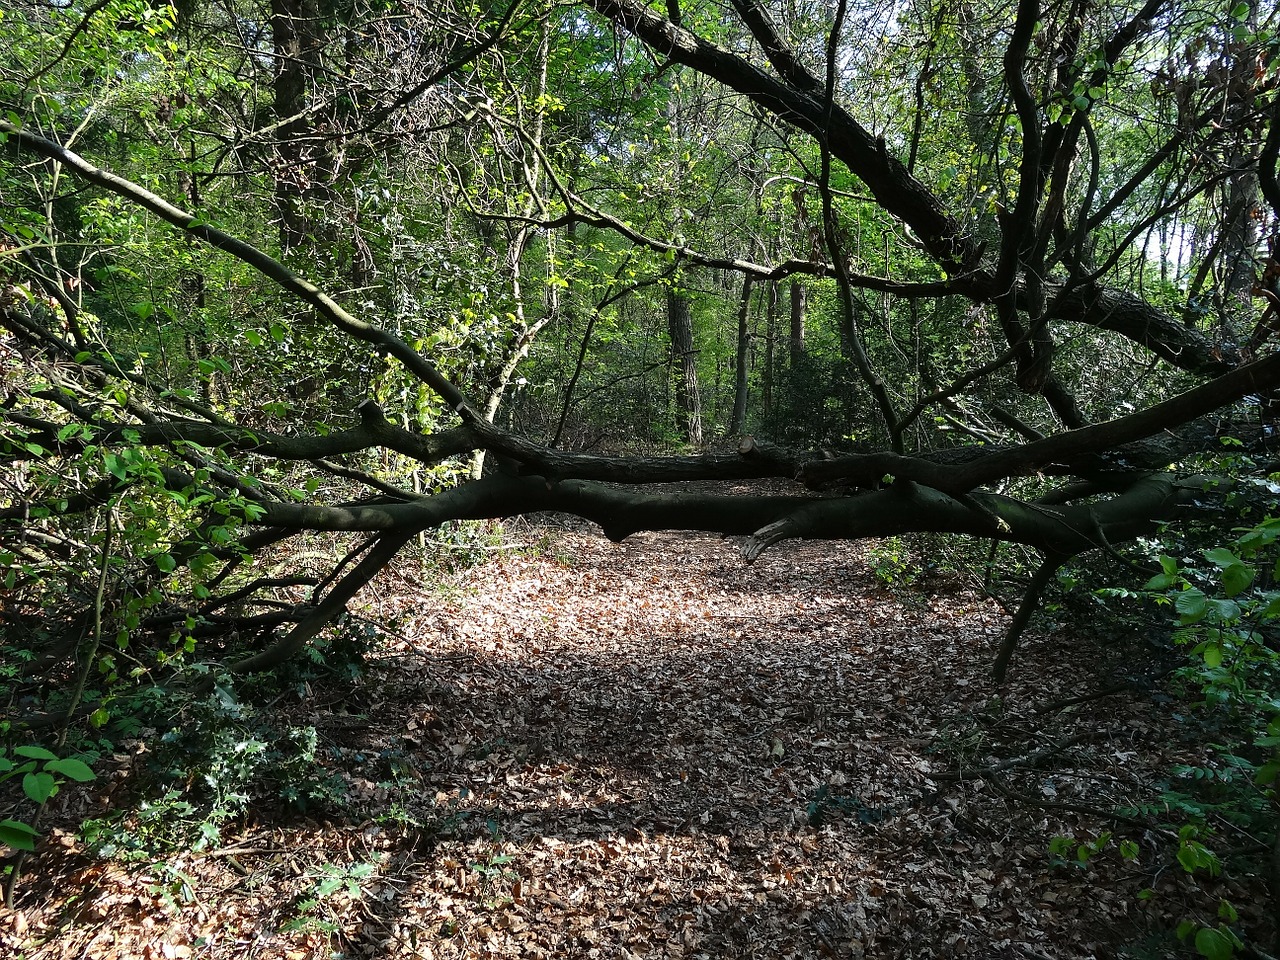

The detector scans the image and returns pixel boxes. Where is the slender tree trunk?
[178,137,215,406]
[761,281,777,420]
[1222,0,1261,334]
[270,0,321,252]
[789,279,806,367]
[667,286,703,445]
[471,5,553,476]
[727,275,753,437]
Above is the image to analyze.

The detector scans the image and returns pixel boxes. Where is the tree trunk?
[270,0,322,252]
[761,281,777,419]
[667,286,703,445]
[789,279,805,367]
[727,275,753,437]
[836,292,855,360]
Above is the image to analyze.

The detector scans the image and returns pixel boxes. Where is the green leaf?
[0,819,39,851]
[1262,594,1280,620]
[1177,844,1199,873]
[1204,547,1240,568]
[1194,926,1234,960]
[1221,563,1254,597]
[1175,588,1207,622]
[22,770,56,803]
[13,745,57,761]
[104,452,127,481]
[1203,643,1223,668]
[1254,758,1280,786]
[155,554,177,573]
[46,758,95,782]
[1207,598,1241,624]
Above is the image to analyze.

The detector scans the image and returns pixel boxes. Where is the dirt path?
[1,524,1257,958]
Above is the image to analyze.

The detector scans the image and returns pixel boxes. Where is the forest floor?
[2,491,1274,959]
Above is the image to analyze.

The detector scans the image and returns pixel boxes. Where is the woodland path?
[2,513,1253,959]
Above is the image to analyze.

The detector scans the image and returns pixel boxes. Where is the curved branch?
[1053,283,1243,376]
[801,349,1280,491]
[1,122,478,420]
[584,0,977,272]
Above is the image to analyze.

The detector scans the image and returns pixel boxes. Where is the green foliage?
[1108,515,1280,955]
[0,744,96,851]
[1047,831,1139,870]
[82,708,350,858]
[868,536,921,588]
[280,859,379,935]
[465,821,521,909]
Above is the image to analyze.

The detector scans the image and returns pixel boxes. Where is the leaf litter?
[2,515,1273,959]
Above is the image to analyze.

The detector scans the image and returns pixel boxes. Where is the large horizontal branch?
[247,472,811,537]
[107,403,479,465]
[237,464,1215,575]
[1053,283,1243,376]
[743,472,1209,562]
[801,350,1280,492]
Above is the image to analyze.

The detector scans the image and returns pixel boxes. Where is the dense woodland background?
[1,0,1279,955]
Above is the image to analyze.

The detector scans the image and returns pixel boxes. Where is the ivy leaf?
[104,452,128,481]
[1206,598,1241,624]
